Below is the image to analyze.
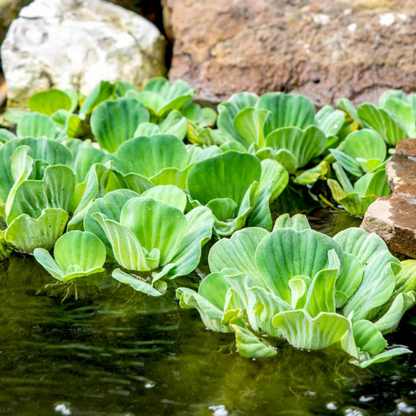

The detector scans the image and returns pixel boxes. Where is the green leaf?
[330,149,362,177]
[273,213,311,232]
[7,165,75,224]
[374,292,416,334]
[133,77,195,117]
[357,103,406,145]
[343,252,398,321]
[234,107,270,148]
[79,81,115,117]
[230,322,277,358]
[17,113,57,139]
[217,92,259,142]
[120,197,187,266]
[353,320,387,355]
[0,137,73,204]
[84,189,139,256]
[344,129,386,173]
[91,98,150,152]
[34,231,106,281]
[255,228,344,301]
[265,125,326,168]
[157,110,188,140]
[335,253,363,308]
[166,206,214,278]
[116,134,188,178]
[0,128,16,143]
[359,348,412,368]
[141,185,187,212]
[248,159,289,230]
[28,89,72,116]
[382,96,416,137]
[187,151,261,207]
[256,92,316,136]
[209,227,269,284]
[315,105,345,137]
[272,310,350,350]
[0,231,13,261]
[112,269,166,297]
[5,208,68,253]
[293,160,330,185]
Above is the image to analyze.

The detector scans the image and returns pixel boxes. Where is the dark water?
[1,208,416,416]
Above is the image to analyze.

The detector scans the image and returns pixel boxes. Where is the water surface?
[1,208,415,415]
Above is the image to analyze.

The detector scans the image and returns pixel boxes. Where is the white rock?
[1,0,166,108]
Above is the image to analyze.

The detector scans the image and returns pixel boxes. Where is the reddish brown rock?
[362,140,416,258]
[164,0,416,106]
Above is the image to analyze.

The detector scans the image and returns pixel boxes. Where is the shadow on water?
[0,209,415,415]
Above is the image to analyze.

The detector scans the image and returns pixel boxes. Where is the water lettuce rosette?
[88,186,214,296]
[187,151,289,236]
[177,215,415,367]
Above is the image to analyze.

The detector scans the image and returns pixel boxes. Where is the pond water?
[1,208,415,415]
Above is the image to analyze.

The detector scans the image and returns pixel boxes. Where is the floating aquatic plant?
[177,215,415,367]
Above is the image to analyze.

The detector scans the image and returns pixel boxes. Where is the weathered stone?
[0,0,30,47]
[164,0,416,106]
[362,140,416,258]
[1,0,166,108]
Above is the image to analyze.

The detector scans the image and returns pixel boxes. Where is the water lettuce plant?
[187,151,289,236]
[177,215,414,367]
[328,163,390,217]
[34,231,106,281]
[330,129,388,177]
[89,186,214,296]
[216,92,333,181]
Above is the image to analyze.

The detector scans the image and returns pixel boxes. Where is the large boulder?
[362,140,416,258]
[1,0,166,108]
[164,0,416,106]
[0,0,30,47]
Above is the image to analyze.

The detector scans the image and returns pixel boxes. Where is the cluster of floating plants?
[0,77,416,367]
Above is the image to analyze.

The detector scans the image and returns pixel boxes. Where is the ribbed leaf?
[134,78,195,117]
[375,292,416,334]
[112,269,166,297]
[272,310,350,350]
[167,206,214,278]
[187,151,261,207]
[7,165,75,224]
[17,112,57,139]
[217,92,259,142]
[79,81,115,117]
[255,228,344,301]
[335,253,363,308]
[0,137,73,204]
[382,96,416,137]
[343,252,398,321]
[230,323,277,358]
[234,107,269,148]
[34,231,106,281]
[273,213,311,232]
[116,134,188,177]
[248,159,289,230]
[5,208,68,253]
[91,98,150,152]
[84,189,139,256]
[209,227,269,284]
[359,348,412,368]
[256,92,316,135]
[357,103,406,145]
[28,89,72,115]
[265,126,326,168]
[92,212,150,271]
[353,320,387,356]
[120,197,187,266]
[315,105,345,137]
[141,185,187,212]
[344,129,386,172]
